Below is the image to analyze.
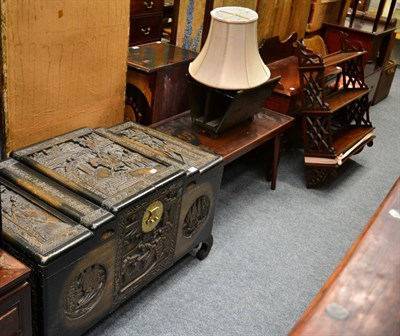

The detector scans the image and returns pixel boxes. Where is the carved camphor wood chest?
[0,125,223,336]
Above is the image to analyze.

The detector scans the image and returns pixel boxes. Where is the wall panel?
[1,0,129,154]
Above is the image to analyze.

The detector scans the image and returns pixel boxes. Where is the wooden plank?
[257,0,311,41]
[325,88,369,112]
[290,178,400,336]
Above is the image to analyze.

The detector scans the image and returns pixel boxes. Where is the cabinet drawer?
[129,15,162,45]
[131,0,163,16]
[0,282,32,336]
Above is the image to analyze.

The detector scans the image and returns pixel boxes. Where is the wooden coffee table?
[153,108,295,190]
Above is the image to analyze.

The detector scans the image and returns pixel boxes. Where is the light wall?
[1,0,129,154]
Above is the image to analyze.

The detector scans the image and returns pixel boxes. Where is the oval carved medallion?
[183,195,210,238]
[65,264,107,319]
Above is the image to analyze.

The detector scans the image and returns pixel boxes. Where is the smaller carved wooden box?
[1,124,222,336]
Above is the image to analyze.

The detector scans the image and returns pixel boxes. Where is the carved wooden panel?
[0,158,113,228]
[114,180,183,303]
[0,184,90,260]
[106,122,221,172]
[12,129,181,211]
[65,264,107,319]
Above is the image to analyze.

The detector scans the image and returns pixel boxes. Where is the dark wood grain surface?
[153,108,295,189]
[0,249,30,295]
[0,248,32,336]
[153,108,294,164]
[127,42,197,73]
[126,42,197,124]
[289,178,400,336]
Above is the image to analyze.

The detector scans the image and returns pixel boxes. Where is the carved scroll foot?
[196,235,214,260]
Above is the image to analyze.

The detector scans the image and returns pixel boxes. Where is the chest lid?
[1,176,92,265]
[105,122,223,175]
[11,128,185,212]
[0,158,114,230]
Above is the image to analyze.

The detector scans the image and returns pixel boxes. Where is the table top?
[0,248,30,295]
[289,177,400,336]
[153,108,295,164]
[268,56,300,97]
[127,42,198,73]
[325,20,396,36]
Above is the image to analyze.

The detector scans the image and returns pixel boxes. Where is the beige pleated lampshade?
[189,6,270,90]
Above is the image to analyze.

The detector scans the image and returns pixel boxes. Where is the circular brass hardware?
[141,27,151,35]
[144,1,154,9]
[142,200,163,233]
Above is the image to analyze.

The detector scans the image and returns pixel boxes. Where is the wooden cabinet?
[130,0,164,46]
[297,33,375,188]
[324,21,396,73]
[126,42,197,125]
[323,0,397,104]
[0,248,32,336]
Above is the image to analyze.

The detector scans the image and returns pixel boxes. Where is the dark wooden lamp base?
[187,75,281,136]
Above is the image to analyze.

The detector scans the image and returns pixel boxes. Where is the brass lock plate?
[141,200,163,233]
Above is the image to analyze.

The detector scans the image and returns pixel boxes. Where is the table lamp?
[187,6,280,136]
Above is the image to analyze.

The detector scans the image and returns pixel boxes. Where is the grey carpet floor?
[86,69,400,336]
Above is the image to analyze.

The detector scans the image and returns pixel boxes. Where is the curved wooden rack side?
[258,32,298,65]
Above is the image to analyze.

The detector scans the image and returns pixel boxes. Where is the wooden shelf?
[301,89,370,114]
[325,88,369,112]
[323,50,366,67]
[305,126,374,162]
[297,34,375,187]
[332,126,374,155]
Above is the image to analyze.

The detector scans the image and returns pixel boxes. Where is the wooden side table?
[153,108,295,190]
[126,42,198,125]
[0,248,32,336]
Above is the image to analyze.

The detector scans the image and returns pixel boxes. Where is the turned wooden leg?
[264,135,281,190]
[270,134,281,190]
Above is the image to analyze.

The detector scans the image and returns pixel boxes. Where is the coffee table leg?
[270,134,281,190]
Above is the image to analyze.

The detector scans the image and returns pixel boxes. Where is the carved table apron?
[0,125,223,336]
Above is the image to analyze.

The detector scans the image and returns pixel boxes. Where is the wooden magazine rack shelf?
[297,33,375,188]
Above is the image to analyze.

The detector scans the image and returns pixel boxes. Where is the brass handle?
[144,1,154,9]
[141,27,151,35]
